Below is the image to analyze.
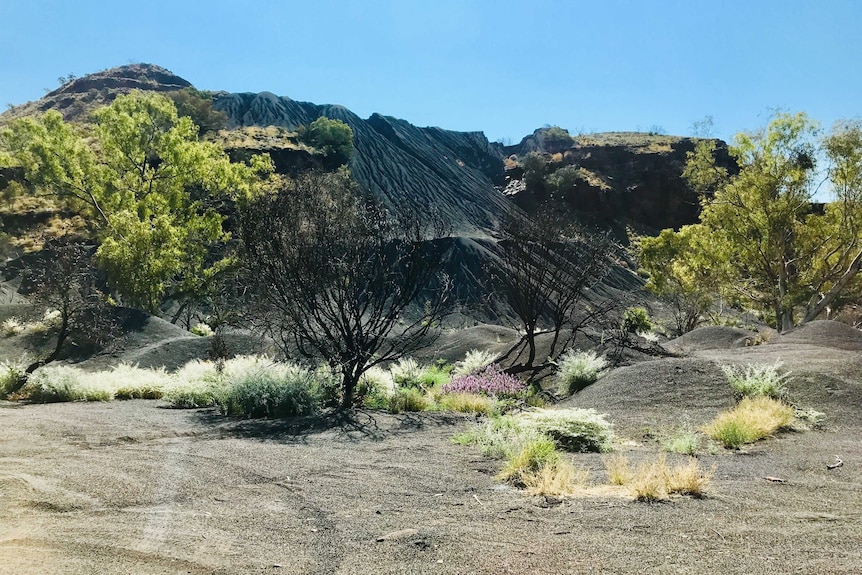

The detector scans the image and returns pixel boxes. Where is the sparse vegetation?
[213,364,325,418]
[516,408,614,452]
[606,454,714,501]
[442,364,526,398]
[555,349,608,395]
[622,306,652,334]
[0,361,26,398]
[661,430,701,455]
[190,323,214,337]
[722,361,790,400]
[521,458,589,497]
[703,396,794,448]
[451,349,496,378]
[436,393,498,416]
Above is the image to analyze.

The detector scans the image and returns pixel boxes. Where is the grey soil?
[2,321,861,574]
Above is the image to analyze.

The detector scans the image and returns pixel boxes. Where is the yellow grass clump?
[436,392,498,416]
[605,454,714,501]
[522,459,590,497]
[703,396,794,449]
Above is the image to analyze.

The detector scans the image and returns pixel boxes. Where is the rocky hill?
[211,92,509,234]
[500,128,735,234]
[2,64,192,123]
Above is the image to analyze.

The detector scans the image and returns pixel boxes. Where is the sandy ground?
[1,322,861,574]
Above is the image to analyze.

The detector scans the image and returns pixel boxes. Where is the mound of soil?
[563,357,734,435]
[777,319,862,351]
[664,325,758,354]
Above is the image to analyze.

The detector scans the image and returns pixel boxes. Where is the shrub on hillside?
[622,307,653,334]
[555,349,608,395]
[722,361,790,400]
[451,349,497,378]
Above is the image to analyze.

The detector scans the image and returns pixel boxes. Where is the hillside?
[0,63,724,338]
[1,64,725,237]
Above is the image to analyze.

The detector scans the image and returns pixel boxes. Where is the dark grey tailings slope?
[213,92,510,235]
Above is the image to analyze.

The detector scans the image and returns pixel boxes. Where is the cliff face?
[501,130,736,233]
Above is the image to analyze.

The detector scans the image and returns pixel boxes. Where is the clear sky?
[1,0,860,144]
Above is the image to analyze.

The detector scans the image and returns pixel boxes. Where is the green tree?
[643,113,862,331]
[637,226,718,335]
[167,87,229,136]
[1,91,272,313]
[303,116,354,164]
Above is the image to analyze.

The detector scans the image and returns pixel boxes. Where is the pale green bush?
[555,350,608,395]
[451,349,497,378]
[190,323,214,337]
[213,365,322,418]
[0,361,26,398]
[26,366,110,402]
[722,361,790,400]
[517,408,614,452]
[389,357,425,389]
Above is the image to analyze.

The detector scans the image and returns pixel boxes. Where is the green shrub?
[722,362,790,400]
[661,431,701,455]
[418,364,451,389]
[213,364,321,418]
[390,357,425,389]
[190,323,214,337]
[452,416,531,459]
[436,392,498,416]
[555,350,608,395]
[25,366,111,402]
[498,434,560,485]
[517,408,614,452]
[303,116,354,162]
[386,387,431,413]
[0,361,26,398]
[622,307,652,333]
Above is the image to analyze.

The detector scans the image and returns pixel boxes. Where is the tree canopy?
[303,116,354,165]
[640,112,862,331]
[1,91,273,313]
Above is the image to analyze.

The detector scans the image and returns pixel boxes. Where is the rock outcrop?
[501,128,736,233]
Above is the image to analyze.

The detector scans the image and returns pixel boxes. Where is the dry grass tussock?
[521,459,590,497]
[703,396,794,449]
[604,454,714,501]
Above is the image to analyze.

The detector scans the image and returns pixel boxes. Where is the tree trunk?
[340,369,358,409]
[801,248,862,325]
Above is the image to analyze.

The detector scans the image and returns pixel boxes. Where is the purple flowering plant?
[442,364,526,399]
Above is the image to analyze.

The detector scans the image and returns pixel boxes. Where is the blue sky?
[1,0,860,144]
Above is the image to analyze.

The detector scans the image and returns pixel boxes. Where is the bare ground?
[2,321,861,574]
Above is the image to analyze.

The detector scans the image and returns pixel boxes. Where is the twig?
[473,494,485,506]
[763,476,786,483]
[709,527,726,541]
